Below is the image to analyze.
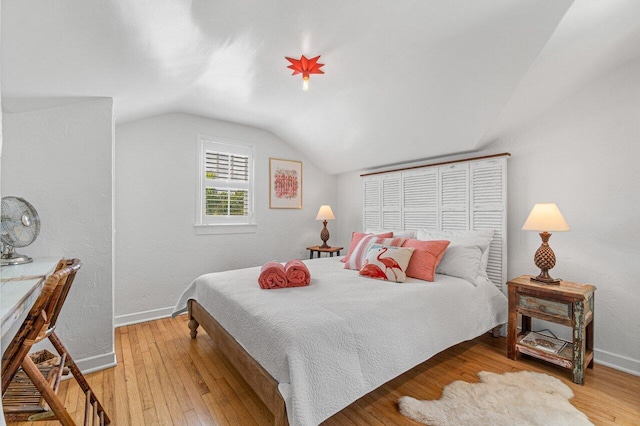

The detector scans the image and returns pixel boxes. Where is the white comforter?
[172,257,507,426]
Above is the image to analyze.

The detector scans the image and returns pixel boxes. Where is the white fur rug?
[398,371,593,426]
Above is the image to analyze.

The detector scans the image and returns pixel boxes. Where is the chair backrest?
[1,260,79,394]
[46,258,81,335]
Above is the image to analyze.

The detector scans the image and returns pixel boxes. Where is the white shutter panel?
[471,158,507,288]
[206,152,230,179]
[229,155,249,181]
[363,177,381,230]
[439,163,468,230]
[381,175,401,229]
[402,169,438,230]
[205,189,248,216]
[364,211,380,230]
[206,152,250,183]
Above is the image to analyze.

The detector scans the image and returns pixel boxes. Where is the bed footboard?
[187,299,289,426]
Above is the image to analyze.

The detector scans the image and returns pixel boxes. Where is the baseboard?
[75,350,117,374]
[595,348,640,377]
[114,306,174,328]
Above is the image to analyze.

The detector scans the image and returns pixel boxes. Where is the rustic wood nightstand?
[507,275,596,384]
[306,246,343,259]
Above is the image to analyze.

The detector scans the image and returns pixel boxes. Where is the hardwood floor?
[8,315,640,425]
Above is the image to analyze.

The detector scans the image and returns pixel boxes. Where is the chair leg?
[21,355,76,426]
[84,390,91,426]
[2,317,47,394]
[49,332,111,425]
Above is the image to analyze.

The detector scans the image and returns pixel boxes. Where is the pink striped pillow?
[343,236,406,270]
[341,232,393,263]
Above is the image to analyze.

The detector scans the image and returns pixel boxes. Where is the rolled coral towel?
[258,262,288,289]
[284,259,311,287]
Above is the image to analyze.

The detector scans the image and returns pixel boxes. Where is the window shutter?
[402,169,438,230]
[206,152,229,180]
[363,177,381,230]
[199,137,254,225]
[206,152,249,182]
[381,175,401,229]
[205,151,250,217]
[471,158,507,288]
[205,189,248,216]
[439,163,469,230]
[229,155,249,181]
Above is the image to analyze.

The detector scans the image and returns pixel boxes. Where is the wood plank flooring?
[8,315,640,425]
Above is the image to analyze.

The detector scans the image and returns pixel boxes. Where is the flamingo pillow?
[359,244,415,283]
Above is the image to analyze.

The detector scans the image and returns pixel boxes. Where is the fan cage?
[1,196,41,248]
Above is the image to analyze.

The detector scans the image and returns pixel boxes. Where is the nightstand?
[306,246,343,259]
[507,275,596,384]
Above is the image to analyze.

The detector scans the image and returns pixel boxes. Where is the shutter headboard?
[362,155,508,290]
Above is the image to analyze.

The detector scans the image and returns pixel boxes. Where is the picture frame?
[269,158,302,209]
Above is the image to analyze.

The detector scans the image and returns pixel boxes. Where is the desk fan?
[1,196,41,266]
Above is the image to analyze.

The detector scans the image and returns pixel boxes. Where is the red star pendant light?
[285,55,324,91]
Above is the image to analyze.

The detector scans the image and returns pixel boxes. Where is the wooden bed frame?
[188,298,502,426]
[188,299,289,426]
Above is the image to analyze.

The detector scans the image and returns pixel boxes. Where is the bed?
[172,256,507,426]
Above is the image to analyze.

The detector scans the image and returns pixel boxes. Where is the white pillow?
[416,229,494,286]
[365,229,417,239]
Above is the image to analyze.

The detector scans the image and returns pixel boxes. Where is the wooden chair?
[2,259,111,425]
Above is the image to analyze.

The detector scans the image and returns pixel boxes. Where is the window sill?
[194,223,257,235]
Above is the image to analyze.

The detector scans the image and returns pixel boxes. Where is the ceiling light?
[285,55,324,91]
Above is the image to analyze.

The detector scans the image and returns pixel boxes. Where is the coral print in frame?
[269,158,302,209]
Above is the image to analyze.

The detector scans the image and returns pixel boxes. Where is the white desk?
[1,258,60,338]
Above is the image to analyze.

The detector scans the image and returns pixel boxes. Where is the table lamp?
[315,205,335,248]
[522,203,570,284]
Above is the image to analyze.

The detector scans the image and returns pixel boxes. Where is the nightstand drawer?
[519,295,570,318]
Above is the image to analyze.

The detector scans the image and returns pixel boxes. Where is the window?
[197,136,256,230]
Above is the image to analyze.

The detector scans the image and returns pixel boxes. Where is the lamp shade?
[315,205,335,221]
[521,203,570,232]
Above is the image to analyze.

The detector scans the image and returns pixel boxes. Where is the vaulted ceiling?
[3,1,640,174]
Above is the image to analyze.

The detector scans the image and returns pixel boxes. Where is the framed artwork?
[269,158,302,209]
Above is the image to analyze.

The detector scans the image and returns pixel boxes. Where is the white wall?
[336,58,640,375]
[114,113,337,324]
[1,98,115,372]
[0,8,4,422]
[488,58,640,375]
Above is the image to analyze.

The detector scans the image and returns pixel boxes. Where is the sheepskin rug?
[398,371,593,426]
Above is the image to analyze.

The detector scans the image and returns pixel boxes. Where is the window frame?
[195,135,257,234]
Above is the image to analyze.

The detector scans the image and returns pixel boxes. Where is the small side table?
[306,246,343,259]
[507,275,596,384]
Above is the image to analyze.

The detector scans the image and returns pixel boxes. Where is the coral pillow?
[402,239,450,281]
[344,236,406,271]
[341,231,393,263]
[359,244,415,283]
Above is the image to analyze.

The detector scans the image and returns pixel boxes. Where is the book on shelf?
[520,331,567,354]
